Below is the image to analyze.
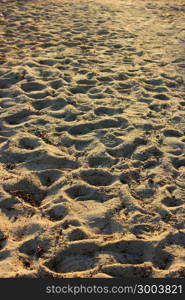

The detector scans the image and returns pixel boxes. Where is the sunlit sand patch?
[0,0,185,278]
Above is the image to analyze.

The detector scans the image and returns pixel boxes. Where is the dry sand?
[0,0,185,278]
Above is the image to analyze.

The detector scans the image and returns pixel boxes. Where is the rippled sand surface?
[0,0,185,278]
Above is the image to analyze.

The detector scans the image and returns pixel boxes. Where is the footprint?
[0,79,18,89]
[171,157,185,169]
[62,41,79,47]
[70,85,93,94]
[165,79,178,88]
[16,223,43,237]
[100,68,114,73]
[97,76,114,83]
[25,90,50,99]
[152,232,185,270]
[149,103,168,112]
[0,98,18,109]
[134,185,155,199]
[130,224,156,236]
[154,93,169,100]
[49,104,79,121]
[45,204,69,221]
[143,159,159,169]
[161,197,183,207]
[101,264,152,278]
[142,78,163,86]
[96,117,127,130]
[49,79,64,90]
[76,69,89,75]
[21,82,46,92]
[120,170,140,184]
[5,179,46,207]
[35,68,61,80]
[0,232,7,251]
[0,88,20,99]
[60,133,76,148]
[108,138,147,158]
[50,98,67,111]
[94,106,122,116]
[175,171,185,189]
[19,237,50,257]
[115,81,135,92]
[68,228,88,241]
[18,137,41,150]
[61,218,81,230]
[68,122,94,135]
[99,132,123,148]
[46,254,95,273]
[102,239,149,264]
[36,169,63,187]
[97,29,109,35]
[163,129,183,138]
[132,146,163,161]
[31,98,51,110]
[23,152,79,171]
[114,73,129,81]
[3,109,34,125]
[0,69,25,84]
[40,42,57,49]
[74,138,93,151]
[88,152,117,168]
[45,240,99,273]
[76,79,97,85]
[162,138,184,155]
[80,169,114,186]
[65,184,96,200]
[0,250,10,260]
[88,92,105,99]
[104,87,114,94]
[38,58,58,66]
[144,85,169,93]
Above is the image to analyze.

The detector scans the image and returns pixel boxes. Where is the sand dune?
[0,0,185,278]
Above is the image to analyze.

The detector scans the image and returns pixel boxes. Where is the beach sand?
[0,0,185,278]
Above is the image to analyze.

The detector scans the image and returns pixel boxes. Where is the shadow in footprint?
[152,232,185,270]
[4,179,46,207]
[45,241,99,273]
[21,82,46,93]
[101,264,153,278]
[162,197,183,207]
[18,137,41,150]
[0,232,7,250]
[46,253,95,273]
[23,153,79,171]
[4,109,34,125]
[65,184,108,202]
[19,237,50,258]
[0,250,10,261]
[36,169,63,187]
[45,204,69,221]
[80,169,114,186]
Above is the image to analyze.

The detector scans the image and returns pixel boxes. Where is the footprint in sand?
[0,0,185,278]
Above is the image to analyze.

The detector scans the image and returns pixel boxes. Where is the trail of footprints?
[0,0,185,277]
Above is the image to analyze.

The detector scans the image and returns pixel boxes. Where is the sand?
[0,0,185,278]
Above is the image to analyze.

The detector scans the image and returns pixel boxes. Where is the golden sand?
[0,0,185,278]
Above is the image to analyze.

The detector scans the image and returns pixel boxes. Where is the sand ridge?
[0,0,185,278]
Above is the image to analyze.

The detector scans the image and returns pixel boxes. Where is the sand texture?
[0,0,185,278]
